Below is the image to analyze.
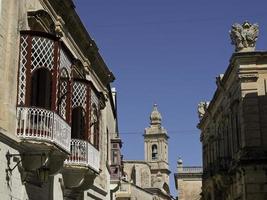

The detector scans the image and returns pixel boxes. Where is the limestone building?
[198,21,267,200]
[114,105,173,200]
[0,0,123,199]
[174,158,202,200]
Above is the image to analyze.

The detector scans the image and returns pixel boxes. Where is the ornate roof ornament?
[150,104,162,125]
[177,157,183,165]
[198,101,209,119]
[230,21,259,52]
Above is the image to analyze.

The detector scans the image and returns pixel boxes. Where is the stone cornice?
[46,0,115,87]
[143,133,169,140]
[198,51,267,129]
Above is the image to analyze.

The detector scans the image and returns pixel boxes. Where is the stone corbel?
[83,59,91,75]
[99,92,107,110]
[55,16,65,37]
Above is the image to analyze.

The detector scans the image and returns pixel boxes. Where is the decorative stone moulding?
[230,21,259,52]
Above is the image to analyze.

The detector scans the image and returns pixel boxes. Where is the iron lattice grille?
[18,35,28,105]
[55,46,60,111]
[91,89,99,106]
[31,36,54,72]
[59,79,68,119]
[60,49,72,75]
[72,82,87,110]
[58,49,72,118]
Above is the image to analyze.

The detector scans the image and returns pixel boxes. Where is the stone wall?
[177,179,201,200]
[198,38,267,199]
[0,138,26,200]
[0,0,118,200]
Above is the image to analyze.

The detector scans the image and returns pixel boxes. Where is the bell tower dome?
[144,104,170,191]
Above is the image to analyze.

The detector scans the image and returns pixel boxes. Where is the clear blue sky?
[75,0,267,196]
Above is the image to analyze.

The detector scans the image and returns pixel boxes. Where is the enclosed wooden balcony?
[62,79,101,189]
[16,31,73,173]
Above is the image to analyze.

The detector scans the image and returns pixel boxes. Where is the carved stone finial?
[230,21,259,52]
[150,104,162,125]
[177,157,183,165]
[198,101,209,119]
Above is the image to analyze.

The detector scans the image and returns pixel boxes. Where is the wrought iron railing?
[16,106,71,152]
[64,139,100,172]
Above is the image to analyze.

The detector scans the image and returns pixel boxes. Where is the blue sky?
[75,0,267,196]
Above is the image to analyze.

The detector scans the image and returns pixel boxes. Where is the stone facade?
[114,105,172,200]
[0,0,122,199]
[174,158,202,200]
[198,22,267,200]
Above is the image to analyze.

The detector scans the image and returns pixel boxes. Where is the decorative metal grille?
[60,49,72,75]
[72,82,87,109]
[18,35,28,105]
[91,89,99,106]
[55,46,60,111]
[59,79,68,119]
[31,36,54,72]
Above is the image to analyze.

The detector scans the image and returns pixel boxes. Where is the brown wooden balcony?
[16,31,73,174]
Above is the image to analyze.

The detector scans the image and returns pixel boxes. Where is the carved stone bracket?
[55,16,65,37]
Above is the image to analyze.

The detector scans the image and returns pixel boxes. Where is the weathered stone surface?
[199,27,267,200]
[230,21,259,52]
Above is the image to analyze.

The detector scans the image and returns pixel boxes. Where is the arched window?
[152,144,158,160]
[30,68,52,109]
[71,107,85,140]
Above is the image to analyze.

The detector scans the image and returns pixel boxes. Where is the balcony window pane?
[71,107,85,140]
[30,68,52,109]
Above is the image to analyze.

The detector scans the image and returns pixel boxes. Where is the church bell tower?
[144,104,170,189]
